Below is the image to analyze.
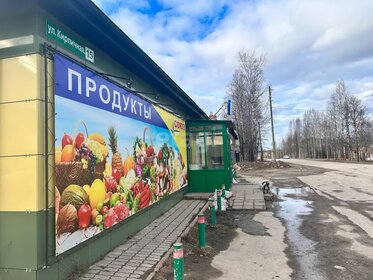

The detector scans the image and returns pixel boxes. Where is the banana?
[88,133,106,145]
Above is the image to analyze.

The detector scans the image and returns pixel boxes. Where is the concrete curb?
[145,200,209,280]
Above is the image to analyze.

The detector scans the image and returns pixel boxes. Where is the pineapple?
[108,126,123,174]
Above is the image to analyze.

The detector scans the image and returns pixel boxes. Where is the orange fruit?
[61,144,74,162]
[55,147,62,164]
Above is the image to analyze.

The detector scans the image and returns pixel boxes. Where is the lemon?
[89,179,106,210]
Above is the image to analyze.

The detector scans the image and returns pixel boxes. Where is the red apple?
[62,133,73,149]
[75,132,85,149]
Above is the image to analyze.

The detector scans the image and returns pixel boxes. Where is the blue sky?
[92,0,373,148]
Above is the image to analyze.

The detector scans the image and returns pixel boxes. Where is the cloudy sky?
[92,0,373,148]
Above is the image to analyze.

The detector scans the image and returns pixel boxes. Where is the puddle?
[273,186,326,280]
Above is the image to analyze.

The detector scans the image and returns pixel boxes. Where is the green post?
[221,184,226,198]
[209,197,216,227]
[217,190,222,212]
[173,243,184,280]
[198,213,206,248]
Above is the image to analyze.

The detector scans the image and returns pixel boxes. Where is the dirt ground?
[153,160,373,280]
[153,210,243,280]
[236,160,290,171]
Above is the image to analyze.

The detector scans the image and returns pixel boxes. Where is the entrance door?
[187,122,231,193]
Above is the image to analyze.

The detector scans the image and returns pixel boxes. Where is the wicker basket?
[142,127,155,166]
[55,161,104,194]
[55,121,105,194]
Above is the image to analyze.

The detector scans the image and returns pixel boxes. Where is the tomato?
[62,133,73,149]
[75,132,85,149]
[78,203,91,229]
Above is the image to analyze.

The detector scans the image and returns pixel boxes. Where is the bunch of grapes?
[88,153,97,176]
[74,144,96,175]
[74,145,86,162]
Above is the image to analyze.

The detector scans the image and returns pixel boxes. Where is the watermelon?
[60,184,88,210]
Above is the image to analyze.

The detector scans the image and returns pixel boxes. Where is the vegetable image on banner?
[54,54,187,255]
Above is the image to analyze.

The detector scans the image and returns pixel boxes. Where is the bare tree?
[348,95,366,161]
[328,80,350,159]
[279,79,373,161]
[228,51,266,161]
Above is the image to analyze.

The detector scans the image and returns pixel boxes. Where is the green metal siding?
[0,210,46,270]
[0,270,37,280]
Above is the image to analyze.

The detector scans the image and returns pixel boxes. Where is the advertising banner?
[54,54,187,255]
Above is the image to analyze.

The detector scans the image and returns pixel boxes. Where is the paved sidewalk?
[80,200,206,280]
[230,183,266,210]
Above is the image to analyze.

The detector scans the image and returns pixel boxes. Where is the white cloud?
[93,0,373,140]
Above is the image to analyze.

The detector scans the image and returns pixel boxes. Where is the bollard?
[198,213,206,248]
[173,243,184,280]
[217,190,222,212]
[208,197,216,227]
[221,184,226,198]
[232,168,237,179]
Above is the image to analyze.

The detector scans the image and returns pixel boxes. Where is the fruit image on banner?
[54,54,187,255]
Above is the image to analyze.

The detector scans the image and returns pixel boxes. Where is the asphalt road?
[209,159,373,280]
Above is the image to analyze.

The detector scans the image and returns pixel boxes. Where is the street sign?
[46,20,94,63]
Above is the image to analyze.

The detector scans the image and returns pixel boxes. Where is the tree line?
[279,80,373,161]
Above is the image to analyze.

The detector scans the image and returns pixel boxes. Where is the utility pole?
[269,86,277,161]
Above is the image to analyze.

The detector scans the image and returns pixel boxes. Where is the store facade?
[0,1,209,279]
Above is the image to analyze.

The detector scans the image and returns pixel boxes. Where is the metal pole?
[43,43,49,266]
[209,198,216,227]
[269,86,277,161]
[217,190,222,212]
[173,243,184,280]
[198,213,206,248]
[221,184,226,198]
